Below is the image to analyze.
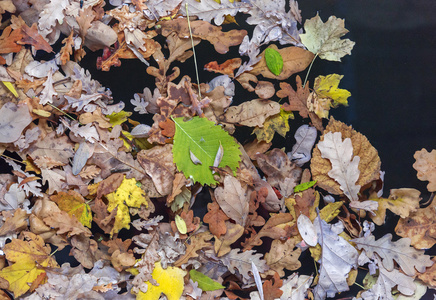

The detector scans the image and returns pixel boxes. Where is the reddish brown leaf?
[262,272,284,300]
[204,58,242,77]
[203,202,229,238]
[0,26,23,54]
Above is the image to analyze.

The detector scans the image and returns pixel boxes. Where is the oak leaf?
[214,222,244,257]
[220,248,268,284]
[43,210,91,237]
[300,13,355,61]
[395,199,436,249]
[204,58,242,77]
[417,257,436,288]
[370,188,421,226]
[174,231,213,266]
[280,273,313,300]
[0,26,23,54]
[352,233,433,276]
[311,117,381,197]
[413,148,436,192]
[203,202,229,238]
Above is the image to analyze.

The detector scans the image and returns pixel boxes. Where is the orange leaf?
[262,272,283,300]
[0,26,23,54]
[204,58,242,77]
[203,202,229,238]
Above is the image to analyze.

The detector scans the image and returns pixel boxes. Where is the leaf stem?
[0,154,25,165]
[303,53,318,88]
[185,3,202,100]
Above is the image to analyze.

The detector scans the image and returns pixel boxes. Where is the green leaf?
[172,116,241,185]
[189,269,225,291]
[294,180,317,193]
[265,48,283,76]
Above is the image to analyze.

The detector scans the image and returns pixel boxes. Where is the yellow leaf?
[106,176,148,235]
[253,109,293,143]
[2,81,18,97]
[106,110,132,126]
[309,74,351,119]
[0,233,58,297]
[136,261,186,300]
[320,201,344,223]
[50,190,92,228]
[370,188,420,226]
[32,109,51,117]
[175,214,187,234]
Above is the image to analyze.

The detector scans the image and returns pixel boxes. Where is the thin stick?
[47,103,83,125]
[185,3,202,99]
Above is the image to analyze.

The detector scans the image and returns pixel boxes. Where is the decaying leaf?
[300,13,355,61]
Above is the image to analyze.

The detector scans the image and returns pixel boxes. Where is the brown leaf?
[60,31,74,65]
[214,222,244,257]
[159,19,247,54]
[0,208,28,236]
[219,99,280,127]
[413,148,436,192]
[92,198,116,234]
[311,117,381,195]
[136,144,176,196]
[262,272,284,300]
[265,238,301,277]
[395,197,436,249]
[76,6,96,38]
[204,58,242,77]
[12,16,52,53]
[242,213,293,251]
[0,26,23,54]
[214,175,249,226]
[277,75,323,131]
[174,231,213,267]
[69,234,103,269]
[203,202,229,238]
[250,45,314,80]
[166,172,189,205]
[43,211,92,237]
[102,238,135,272]
[417,257,436,288]
[96,173,124,200]
[254,81,275,99]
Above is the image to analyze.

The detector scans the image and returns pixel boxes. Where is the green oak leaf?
[265,48,283,76]
[172,116,241,185]
[189,269,225,291]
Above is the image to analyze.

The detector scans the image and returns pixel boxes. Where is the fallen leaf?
[214,175,249,226]
[214,221,244,257]
[250,45,314,80]
[50,190,92,228]
[189,269,225,291]
[413,148,436,192]
[395,199,436,249]
[300,13,355,61]
[253,109,293,143]
[137,261,186,300]
[43,210,92,237]
[220,99,280,127]
[203,202,229,238]
[265,238,301,277]
[352,233,433,276]
[204,58,242,77]
[0,102,32,143]
[174,231,213,266]
[370,188,421,226]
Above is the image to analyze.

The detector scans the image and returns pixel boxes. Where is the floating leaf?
[172,116,241,185]
[264,47,283,76]
[189,269,225,291]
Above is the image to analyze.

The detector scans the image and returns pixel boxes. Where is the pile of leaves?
[0,0,435,299]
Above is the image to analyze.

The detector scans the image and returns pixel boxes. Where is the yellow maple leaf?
[136,261,186,300]
[253,109,294,143]
[0,232,58,297]
[106,176,148,235]
[50,190,92,228]
[308,74,351,118]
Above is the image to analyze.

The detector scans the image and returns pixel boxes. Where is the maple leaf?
[369,188,421,226]
[136,261,186,300]
[172,116,241,185]
[300,13,355,62]
[0,232,58,297]
[352,233,433,276]
[308,74,351,119]
[413,148,436,192]
[105,176,148,235]
[313,217,358,299]
[253,109,293,143]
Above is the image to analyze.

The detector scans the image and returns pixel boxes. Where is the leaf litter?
[0,1,434,299]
